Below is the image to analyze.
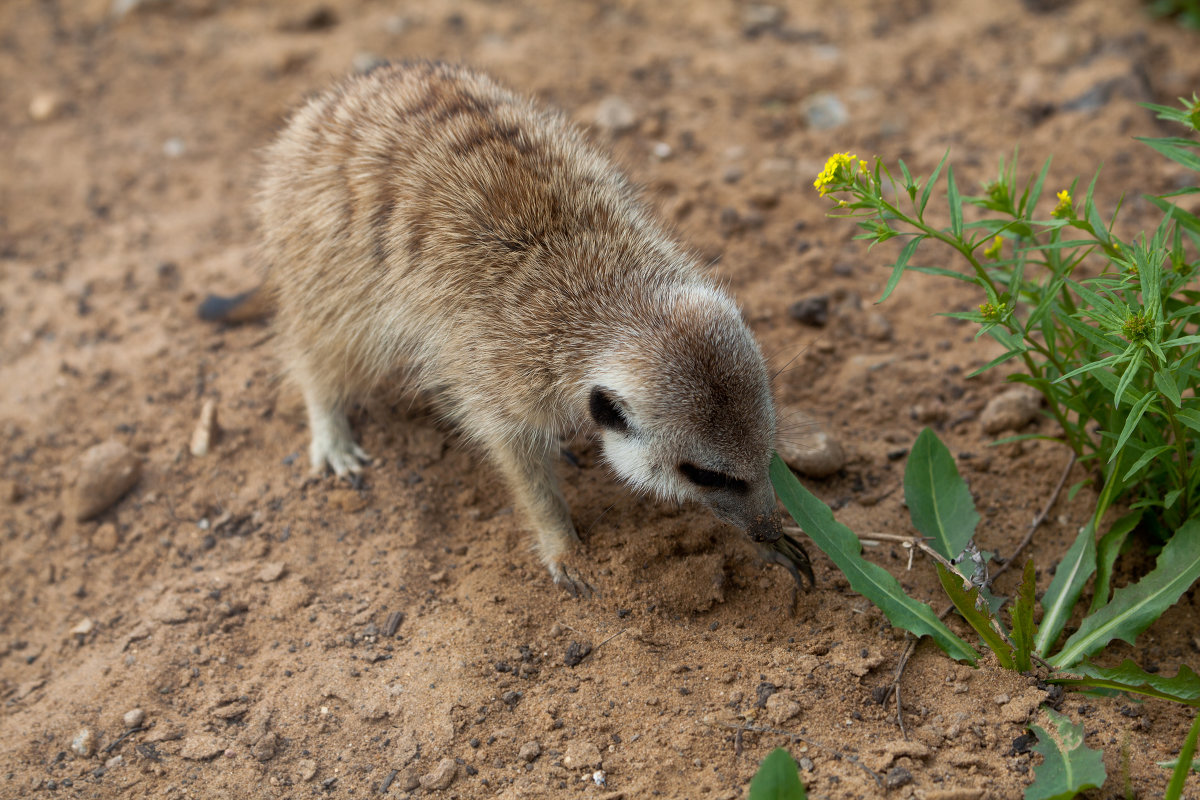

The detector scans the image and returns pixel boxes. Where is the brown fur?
[239,61,803,593]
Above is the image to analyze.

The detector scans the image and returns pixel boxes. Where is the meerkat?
[203,61,812,596]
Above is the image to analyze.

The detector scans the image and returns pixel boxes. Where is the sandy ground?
[2,1,1199,798]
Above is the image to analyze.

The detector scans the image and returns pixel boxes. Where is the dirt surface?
[2,1,1199,798]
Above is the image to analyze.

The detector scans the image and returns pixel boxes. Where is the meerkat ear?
[589,386,630,434]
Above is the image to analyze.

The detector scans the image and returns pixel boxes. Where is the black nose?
[747,511,783,544]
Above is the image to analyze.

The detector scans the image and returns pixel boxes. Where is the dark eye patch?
[589,387,629,434]
[678,462,749,494]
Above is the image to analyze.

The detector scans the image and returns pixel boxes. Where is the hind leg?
[296,367,371,477]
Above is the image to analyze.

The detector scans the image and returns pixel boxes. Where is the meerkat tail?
[197,286,272,324]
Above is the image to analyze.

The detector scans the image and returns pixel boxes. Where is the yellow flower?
[814,152,858,196]
[983,235,1003,259]
[1051,189,1073,219]
[979,302,1003,323]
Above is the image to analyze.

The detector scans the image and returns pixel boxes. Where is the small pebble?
[563,741,602,770]
[71,618,95,637]
[122,708,145,728]
[886,766,914,789]
[91,522,119,553]
[71,728,95,757]
[863,311,893,341]
[297,758,318,782]
[72,440,141,521]
[519,741,541,762]
[775,409,846,478]
[980,386,1042,435]
[563,640,592,667]
[802,92,849,130]
[28,92,64,122]
[419,758,458,791]
[104,755,123,769]
[651,141,673,160]
[592,96,636,135]
[788,296,829,327]
[256,562,286,582]
[189,399,218,457]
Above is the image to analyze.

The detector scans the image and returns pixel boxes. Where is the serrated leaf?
[1025,708,1107,800]
[1166,713,1200,800]
[1012,559,1038,673]
[904,428,980,559]
[1050,660,1200,706]
[1033,523,1097,656]
[747,747,807,800]
[1050,520,1200,668]
[771,454,978,663]
[937,564,1015,669]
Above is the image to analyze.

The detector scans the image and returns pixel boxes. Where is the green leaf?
[1122,445,1173,483]
[1136,136,1200,171]
[1166,713,1200,800]
[1113,346,1145,413]
[1050,520,1200,668]
[947,165,963,238]
[876,236,924,304]
[1012,559,1038,672]
[1110,390,1154,461]
[1033,523,1097,656]
[1050,660,1200,706]
[747,748,807,800]
[966,348,1027,378]
[1024,708,1107,800]
[920,150,950,218]
[1090,512,1142,613]
[1176,408,1200,434]
[904,428,980,559]
[771,454,978,663]
[937,564,1015,669]
[1155,369,1183,408]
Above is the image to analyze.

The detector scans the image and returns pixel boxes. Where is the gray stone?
[802,92,848,130]
[419,758,458,790]
[776,409,846,478]
[980,386,1042,435]
[592,96,636,135]
[72,441,141,521]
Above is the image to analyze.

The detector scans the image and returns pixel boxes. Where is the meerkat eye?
[589,387,630,434]
[678,462,749,494]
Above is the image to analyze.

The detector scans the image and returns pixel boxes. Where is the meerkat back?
[252,61,812,595]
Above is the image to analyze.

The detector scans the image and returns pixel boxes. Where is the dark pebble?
[788,296,829,327]
[563,640,592,667]
[755,681,777,709]
[885,767,913,789]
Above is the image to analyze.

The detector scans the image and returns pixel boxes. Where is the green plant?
[812,96,1200,542]
[769,428,1200,797]
[1025,707,1107,800]
[747,747,807,800]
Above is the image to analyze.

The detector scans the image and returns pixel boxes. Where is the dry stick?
[715,721,884,787]
[884,451,1077,736]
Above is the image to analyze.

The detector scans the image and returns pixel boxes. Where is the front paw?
[549,562,595,599]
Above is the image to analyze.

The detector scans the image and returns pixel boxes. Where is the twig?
[989,453,1077,586]
[101,725,148,754]
[714,721,883,787]
[577,628,628,665]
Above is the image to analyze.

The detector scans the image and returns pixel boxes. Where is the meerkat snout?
[205,61,813,597]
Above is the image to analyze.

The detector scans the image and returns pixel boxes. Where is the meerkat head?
[586,283,782,542]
